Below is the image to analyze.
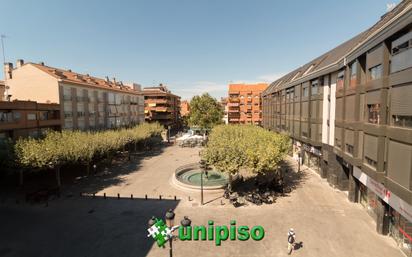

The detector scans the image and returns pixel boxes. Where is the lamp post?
[148,213,191,257]
[165,209,175,257]
[199,160,208,205]
[148,216,156,228]
[180,216,191,227]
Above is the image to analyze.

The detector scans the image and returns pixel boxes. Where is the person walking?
[287,228,296,255]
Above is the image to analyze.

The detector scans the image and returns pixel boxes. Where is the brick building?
[180,100,190,117]
[228,83,267,125]
[0,100,60,139]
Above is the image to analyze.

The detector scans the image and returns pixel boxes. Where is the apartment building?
[0,100,60,139]
[180,100,190,117]
[228,83,267,125]
[0,80,5,101]
[143,84,181,128]
[220,97,229,124]
[262,1,412,254]
[4,60,145,130]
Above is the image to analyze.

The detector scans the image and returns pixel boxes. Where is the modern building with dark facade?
[143,84,181,129]
[262,1,412,254]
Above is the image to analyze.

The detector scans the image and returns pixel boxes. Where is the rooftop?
[264,0,412,95]
[229,83,268,92]
[13,61,142,95]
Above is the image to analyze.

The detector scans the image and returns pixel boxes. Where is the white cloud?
[169,72,286,100]
[386,2,396,12]
[170,81,227,101]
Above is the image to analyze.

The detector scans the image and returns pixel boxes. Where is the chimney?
[113,77,117,84]
[105,76,110,83]
[16,59,24,68]
[4,62,13,80]
[68,69,72,72]
[39,61,45,66]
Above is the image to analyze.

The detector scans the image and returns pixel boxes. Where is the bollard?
[131,194,133,199]
[145,194,148,200]
[93,193,95,198]
[188,196,191,201]
[117,193,120,200]
[174,196,177,201]
[104,193,106,199]
[159,195,162,200]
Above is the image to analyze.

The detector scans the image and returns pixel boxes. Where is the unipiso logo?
[147,218,265,247]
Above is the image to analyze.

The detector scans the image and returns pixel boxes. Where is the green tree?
[188,93,224,130]
[201,125,290,188]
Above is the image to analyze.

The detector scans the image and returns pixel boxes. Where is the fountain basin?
[172,163,228,191]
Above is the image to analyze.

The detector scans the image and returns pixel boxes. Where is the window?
[27,113,36,121]
[13,112,21,121]
[64,112,73,118]
[311,80,318,95]
[350,61,357,88]
[391,31,412,73]
[369,64,382,80]
[393,115,412,128]
[346,144,354,155]
[0,111,13,123]
[302,87,309,97]
[337,70,344,92]
[367,104,380,124]
[365,156,378,168]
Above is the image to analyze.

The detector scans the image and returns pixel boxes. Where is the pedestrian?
[287,228,296,255]
[297,153,302,172]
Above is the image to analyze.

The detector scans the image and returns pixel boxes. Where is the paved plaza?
[0,145,404,257]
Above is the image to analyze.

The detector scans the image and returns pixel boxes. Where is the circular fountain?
[172,163,228,191]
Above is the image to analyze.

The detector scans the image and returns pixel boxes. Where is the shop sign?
[353,167,412,223]
[302,144,322,156]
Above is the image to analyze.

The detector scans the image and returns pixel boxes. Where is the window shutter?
[366,90,380,104]
[391,84,412,116]
[345,95,356,121]
[345,129,354,145]
[364,134,378,161]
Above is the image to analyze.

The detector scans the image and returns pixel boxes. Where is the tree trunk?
[56,166,61,188]
[19,169,24,186]
[86,163,90,176]
[228,173,233,192]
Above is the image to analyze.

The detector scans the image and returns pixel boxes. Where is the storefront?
[302,143,321,173]
[353,167,412,256]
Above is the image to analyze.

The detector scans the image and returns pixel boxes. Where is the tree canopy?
[13,123,164,171]
[201,125,290,175]
[188,93,224,130]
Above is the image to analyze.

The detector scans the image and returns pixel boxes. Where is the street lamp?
[199,160,209,205]
[180,216,191,227]
[148,216,156,228]
[165,209,175,257]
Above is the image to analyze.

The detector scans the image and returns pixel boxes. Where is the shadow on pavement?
[0,196,180,257]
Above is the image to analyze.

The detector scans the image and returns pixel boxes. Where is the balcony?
[229,98,240,103]
[228,102,239,107]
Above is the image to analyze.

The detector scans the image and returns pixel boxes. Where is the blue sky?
[0,0,398,100]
